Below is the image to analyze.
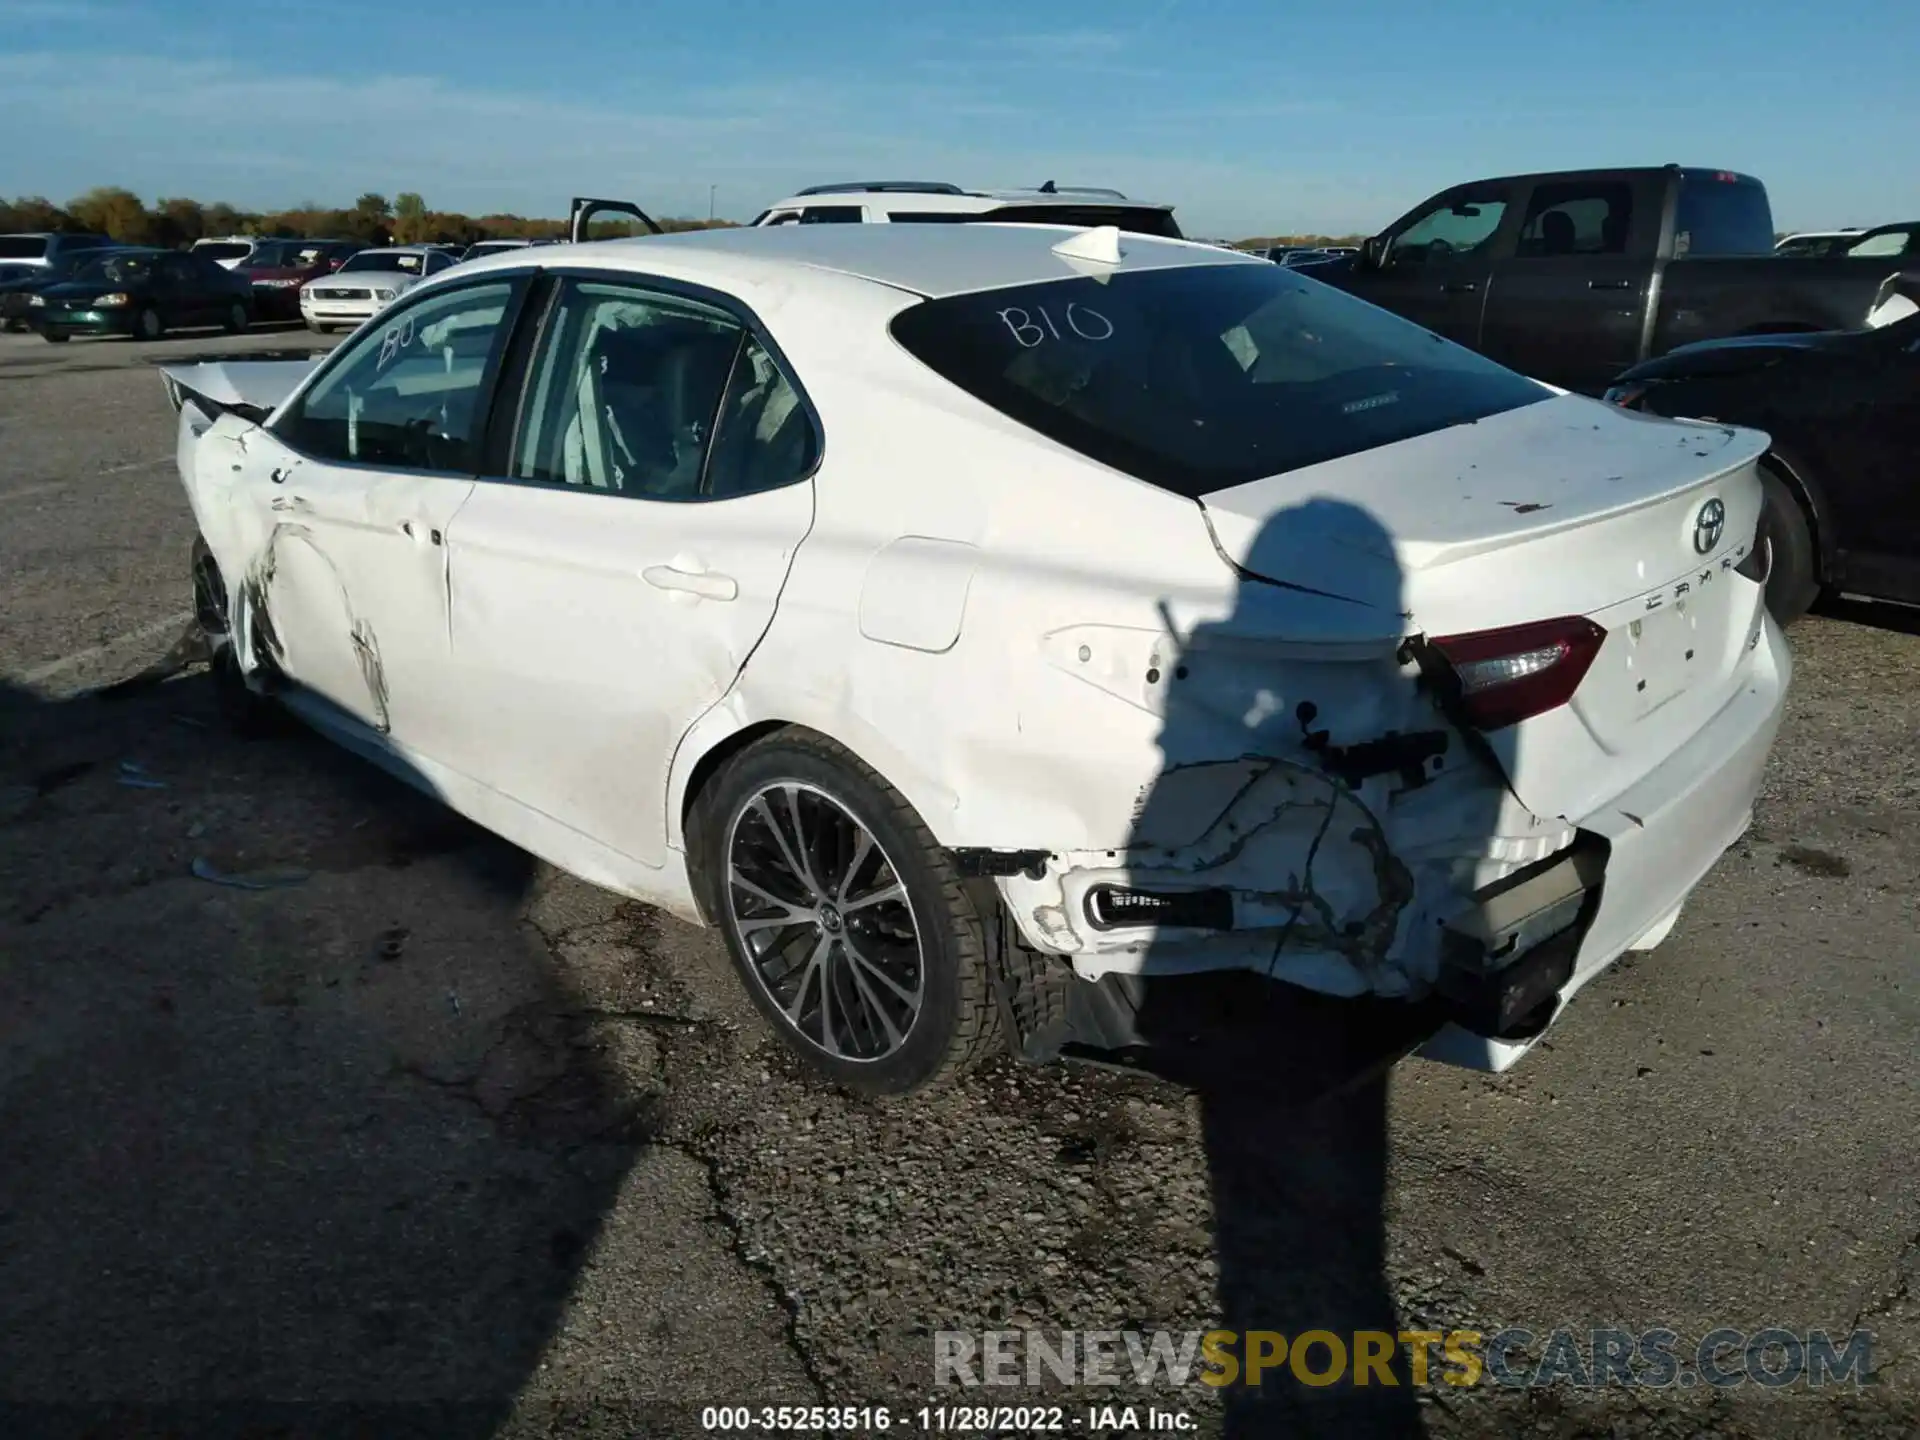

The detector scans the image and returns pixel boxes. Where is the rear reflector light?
[1429,617,1607,731]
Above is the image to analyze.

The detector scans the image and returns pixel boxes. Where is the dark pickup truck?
[1311,166,1900,393]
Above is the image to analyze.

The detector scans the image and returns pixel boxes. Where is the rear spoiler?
[568,197,664,244]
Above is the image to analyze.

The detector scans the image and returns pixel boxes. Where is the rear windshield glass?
[1673,176,1775,256]
[986,205,1183,239]
[0,237,50,260]
[194,241,254,262]
[890,262,1549,498]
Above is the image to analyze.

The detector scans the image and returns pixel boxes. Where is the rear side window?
[800,206,864,224]
[1516,182,1633,256]
[984,205,1183,239]
[1844,226,1916,259]
[890,264,1549,498]
[0,237,51,260]
[887,211,973,223]
[1673,176,1775,256]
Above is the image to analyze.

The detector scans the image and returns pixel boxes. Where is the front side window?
[890,262,1549,498]
[1386,191,1508,266]
[508,280,744,498]
[1515,182,1633,257]
[275,280,519,472]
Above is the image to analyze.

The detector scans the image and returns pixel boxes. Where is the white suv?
[750,181,1182,238]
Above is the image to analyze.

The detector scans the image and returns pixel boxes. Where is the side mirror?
[1361,235,1388,269]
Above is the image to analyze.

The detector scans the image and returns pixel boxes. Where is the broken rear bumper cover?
[979,616,1790,1071]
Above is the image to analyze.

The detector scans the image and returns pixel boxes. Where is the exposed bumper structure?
[1421,610,1789,1069]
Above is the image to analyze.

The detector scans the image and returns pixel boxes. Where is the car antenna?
[1050,225,1125,275]
[1040,180,1057,193]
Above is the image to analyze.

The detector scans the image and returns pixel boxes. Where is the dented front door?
[235,431,472,739]
[240,277,526,749]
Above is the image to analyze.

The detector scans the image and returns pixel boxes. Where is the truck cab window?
[1515,183,1633,257]
[1386,193,1507,266]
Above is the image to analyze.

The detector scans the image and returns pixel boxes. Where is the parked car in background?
[1605,289,1920,622]
[238,240,365,321]
[191,235,266,270]
[298,245,457,332]
[161,222,1786,1093]
[27,247,254,342]
[751,180,1183,238]
[0,231,114,271]
[1313,166,1903,394]
[459,238,537,263]
[1835,221,1920,260]
[1265,245,1333,267]
[1,250,120,330]
[1774,229,1864,257]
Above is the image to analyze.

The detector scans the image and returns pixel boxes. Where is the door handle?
[1588,279,1634,291]
[399,521,444,546]
[1441,281,1478,293]
[269,466,291,484]
[642,565,738,601]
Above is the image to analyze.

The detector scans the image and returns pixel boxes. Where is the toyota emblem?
[1693,498,1726,555]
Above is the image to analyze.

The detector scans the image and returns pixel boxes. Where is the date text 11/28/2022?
[699,1404,1197,1432]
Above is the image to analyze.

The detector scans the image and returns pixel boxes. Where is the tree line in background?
[0,188,736,248]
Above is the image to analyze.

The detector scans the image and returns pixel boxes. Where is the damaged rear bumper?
[982,615,1789,1072]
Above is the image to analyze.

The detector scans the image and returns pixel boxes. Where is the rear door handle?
[642,565,738,602]
[1441,281,1478,293]
[1588,279,1634,291]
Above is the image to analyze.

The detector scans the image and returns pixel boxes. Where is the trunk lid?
[1199,393,1771,818]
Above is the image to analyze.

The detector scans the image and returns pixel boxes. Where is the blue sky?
[2,0,1914,237]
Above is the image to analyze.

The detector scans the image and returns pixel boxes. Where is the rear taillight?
[1429,617,1607,731]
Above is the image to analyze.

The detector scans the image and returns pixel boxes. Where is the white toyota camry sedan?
[162,222,1789,1095]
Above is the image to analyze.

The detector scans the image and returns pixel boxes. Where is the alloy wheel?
[725,781,925,1062]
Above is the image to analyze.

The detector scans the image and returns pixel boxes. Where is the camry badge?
[1693,498,1726,555]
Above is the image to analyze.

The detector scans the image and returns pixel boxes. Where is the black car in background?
[1313,166,1901,394]
[1604,287,1920,623]
[27,248,256,342]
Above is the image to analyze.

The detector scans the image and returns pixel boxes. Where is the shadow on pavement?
[0,668,658,1437]
[1115,497,1501,1438]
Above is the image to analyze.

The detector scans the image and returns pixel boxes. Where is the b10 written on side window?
[275,280,518,472]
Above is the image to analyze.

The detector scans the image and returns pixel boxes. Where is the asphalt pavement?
[1,325,1915,1439]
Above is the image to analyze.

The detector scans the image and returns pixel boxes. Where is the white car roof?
[475,222,1251,300]
[759,185,1174,217]
[356,246,438,257]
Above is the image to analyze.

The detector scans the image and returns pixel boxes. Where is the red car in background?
[236,239,365,321]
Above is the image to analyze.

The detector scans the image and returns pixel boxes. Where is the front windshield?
[76,253,157,285]
[243,241,297,268]
[339,251,424,274]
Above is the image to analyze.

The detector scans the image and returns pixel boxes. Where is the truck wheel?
[1758,461,1818,626]
[689,728,1004,1096]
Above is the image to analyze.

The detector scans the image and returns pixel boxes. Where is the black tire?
[305,320,332,334]
[689,729,1004,1096]
[1758,460,1819,625]
[133,307,163,342]
[192,535,281,737]
[224,301,250,334]
[42,331,68,343]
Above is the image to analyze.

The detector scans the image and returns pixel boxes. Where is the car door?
[1481,178,1648,391]
[1832,319,1920,597]
[237,275,530,746]
[438,273,819,869]
[1354,184,1512,347]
